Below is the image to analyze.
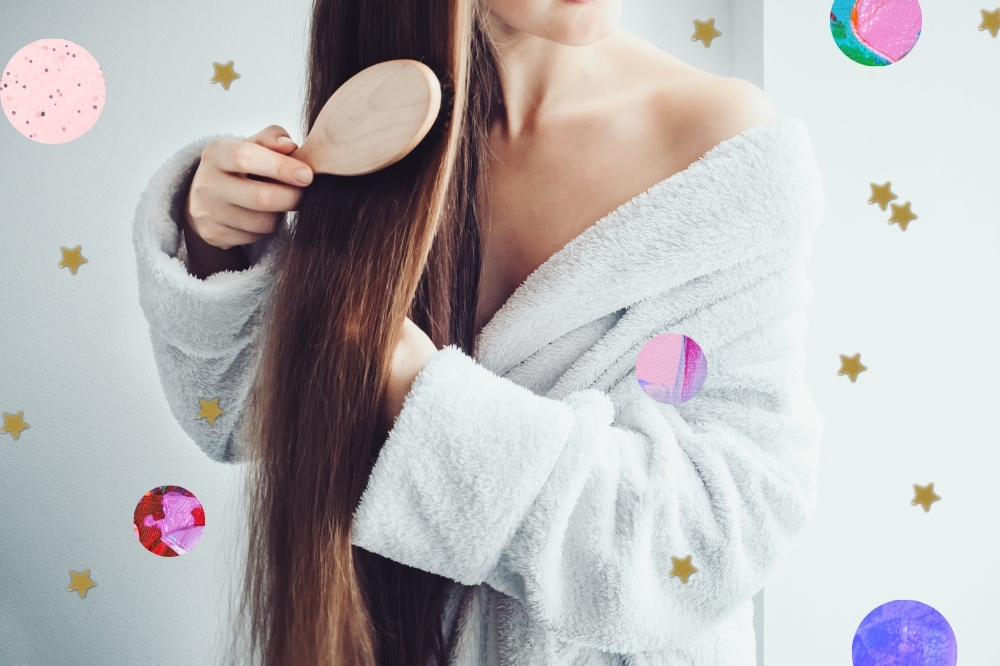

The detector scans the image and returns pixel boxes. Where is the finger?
[249,124,297,147]
[224,173,305,213]
[249,124,301,155]
[215,141,313,187]
[271,137,299,155]
[199,209,277,246]
[219,204,284,237]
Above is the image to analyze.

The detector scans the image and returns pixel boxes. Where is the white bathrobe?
[132,116,825,666]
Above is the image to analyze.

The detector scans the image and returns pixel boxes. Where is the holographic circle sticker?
[636,333,708,405]
[830,0,922,66]
[1,39,106,143]
[133,485,206,557]
[853,600,957,666]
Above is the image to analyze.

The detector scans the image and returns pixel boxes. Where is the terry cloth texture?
[132,116,825,666]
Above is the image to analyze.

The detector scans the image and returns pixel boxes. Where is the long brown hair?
[224,0,504,665]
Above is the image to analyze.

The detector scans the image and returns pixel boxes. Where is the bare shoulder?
[647,65,776,148]
[611,29,778,145]
[688,74,779,139]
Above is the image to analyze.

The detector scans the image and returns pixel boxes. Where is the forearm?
[179,208,250,280]
[380,319,440,431]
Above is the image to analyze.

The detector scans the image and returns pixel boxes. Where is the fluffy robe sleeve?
[132,135,286,463]
[351,330,820,655]
[349,131,825,653]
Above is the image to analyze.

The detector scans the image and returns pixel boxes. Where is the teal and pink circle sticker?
[830,0,922,66]
[636,333,708,405]
[133,485,206,557]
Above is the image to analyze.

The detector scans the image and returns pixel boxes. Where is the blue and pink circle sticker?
[636,333,708,405]
[854,600,957,666]
[830,0,923,66]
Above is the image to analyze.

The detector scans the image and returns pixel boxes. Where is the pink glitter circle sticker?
[1,39,105,144]
[133,485,206,557]
[636,333,708,405]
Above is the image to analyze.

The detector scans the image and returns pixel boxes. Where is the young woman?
[132,0,825,665]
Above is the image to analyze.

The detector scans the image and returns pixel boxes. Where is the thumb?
[271,135,300,154]
[251,125,300,154]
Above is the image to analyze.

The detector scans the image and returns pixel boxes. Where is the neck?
[484,13,623,141]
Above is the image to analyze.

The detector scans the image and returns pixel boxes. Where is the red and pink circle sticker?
[133,485,206,557]
[1,39,105,143]
[636,332,708,405]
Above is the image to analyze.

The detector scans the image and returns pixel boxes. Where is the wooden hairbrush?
[291,59,443,176]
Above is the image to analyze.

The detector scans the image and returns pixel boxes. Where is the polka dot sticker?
[830,0,922,66]
[1,39,105,143]
[853,600,957,666]
[636,332,708,405]
[133,485,206,557]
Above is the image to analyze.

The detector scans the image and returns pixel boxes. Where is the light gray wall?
[762,1,1000,664]
[0,1,764,665]
[730,0,764,87]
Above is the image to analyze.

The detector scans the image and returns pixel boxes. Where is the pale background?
[761,1,1000,664]
[0,0,996,664]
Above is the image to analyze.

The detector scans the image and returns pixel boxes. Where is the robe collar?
[472,116,820,376]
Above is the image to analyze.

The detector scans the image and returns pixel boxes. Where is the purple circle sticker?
[636,332,708,405]
[133,485,206,557]
[853,600,957,666]
[1,39,106,143]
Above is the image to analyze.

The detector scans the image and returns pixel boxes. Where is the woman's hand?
[185,125,314,249]
[381,317,439,431]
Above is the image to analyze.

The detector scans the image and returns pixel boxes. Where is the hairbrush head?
[293,59,443,176]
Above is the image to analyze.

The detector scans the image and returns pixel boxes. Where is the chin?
[488,0,621,46]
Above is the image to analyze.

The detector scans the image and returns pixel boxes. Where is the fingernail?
[276,136,295,145]
[294,168,312,184]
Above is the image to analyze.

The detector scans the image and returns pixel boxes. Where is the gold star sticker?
[211,61,241,90]
[838,353,868,382]
[888,201,918,231]
[58,246,88,275]
[692,19,722,47]
[912,482,941,512]
[980,8,1000,37]
[668,554,699,584]
[68,569,97,598]
[1,411,30,440]
[196,397,225,426]
[868,182,898,211]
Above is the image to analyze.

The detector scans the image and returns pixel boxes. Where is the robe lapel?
[473,116,816,377]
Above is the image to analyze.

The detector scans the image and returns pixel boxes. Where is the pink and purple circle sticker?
[636,332,708,405]
[830,0,922,66]
[853,600,957,666]
[133,485,206,557]
[1,39,105,143]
